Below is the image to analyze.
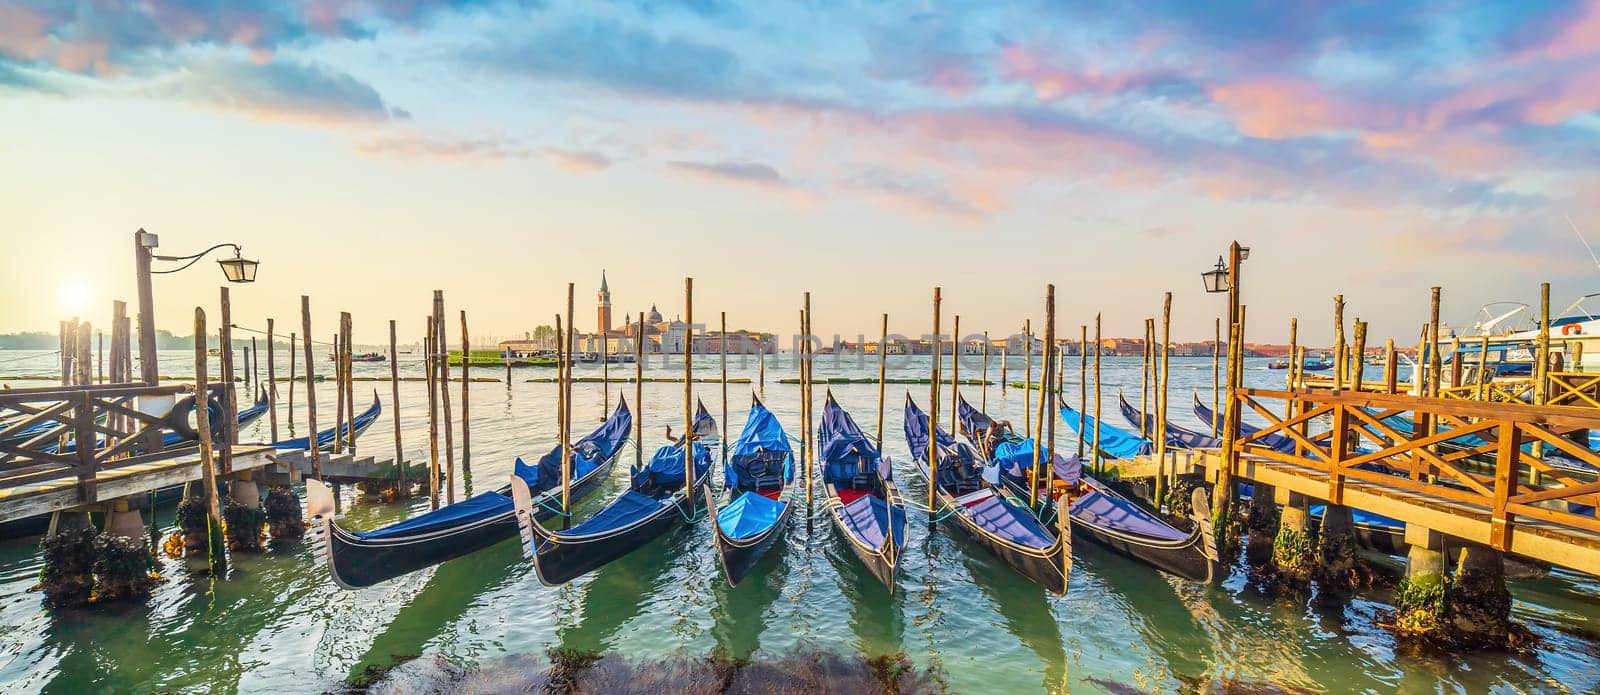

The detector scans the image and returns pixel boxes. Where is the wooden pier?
[1108,386,1600,575]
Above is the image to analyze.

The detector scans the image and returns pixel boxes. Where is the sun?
[59,279,91,315]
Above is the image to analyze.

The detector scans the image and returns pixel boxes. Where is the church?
[578,272,775,356]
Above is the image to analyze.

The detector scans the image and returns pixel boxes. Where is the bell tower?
[597,270,612,333]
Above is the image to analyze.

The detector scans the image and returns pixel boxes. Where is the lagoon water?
[2,348,1598,693]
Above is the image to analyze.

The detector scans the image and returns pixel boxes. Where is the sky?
[2,0,1599,346]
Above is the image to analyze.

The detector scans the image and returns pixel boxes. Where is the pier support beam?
[1244,482,1278,567]
[225,470,266,552]
[1446,546,1513,648]
[39,511,96,607]
[103,497,146,544]
[1315,504,1363,595]
[1269,492,1314,589]
[1391,525,1447,640]
[265,485,304,541]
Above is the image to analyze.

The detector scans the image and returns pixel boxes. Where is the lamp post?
[133,229,259,385]
[1203,241,1246,522]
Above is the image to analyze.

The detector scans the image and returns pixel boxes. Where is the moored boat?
[818,392,907,591]
[304,398,632,589]
[511,401,716,586]
[904,396,1068,594]
[959,397,1219,583]
[709,395,797,587]
[1117,392,1221,450]
[271,392,382,451]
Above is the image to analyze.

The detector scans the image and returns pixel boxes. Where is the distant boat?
[329,352,385,362]
[1268,357,1332,371]
[206,348,223,357]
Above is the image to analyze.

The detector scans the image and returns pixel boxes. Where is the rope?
[0,350,60,365]
[534,496,573,517]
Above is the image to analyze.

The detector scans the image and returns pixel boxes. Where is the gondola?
[958,397,1219,583]
[271,392,383,451]
[904,396,1068,594]
[304,398,633,589]
[43,388,271,454]
[1192,393,1298,453]
[511,400,717,586]
[710,395,797,587]
[818,392,907,591]
[1117,392,1221,450]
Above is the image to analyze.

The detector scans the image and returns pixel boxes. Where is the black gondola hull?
[825,495,903,592]
[532,485,706,586]
[1000,477,1214,583]
[323,457,616,588]
[714,497,793,587]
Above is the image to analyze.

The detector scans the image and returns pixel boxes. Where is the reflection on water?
[0,351,1597,694]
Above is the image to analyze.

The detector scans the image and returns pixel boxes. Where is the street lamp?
[133,229,261,386]
[1201,256,1230,293]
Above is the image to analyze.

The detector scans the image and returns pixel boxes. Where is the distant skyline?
[3,2,1598,345]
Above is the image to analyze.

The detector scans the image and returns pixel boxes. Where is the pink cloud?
[997,44,1182,101]
[545,148,612,172]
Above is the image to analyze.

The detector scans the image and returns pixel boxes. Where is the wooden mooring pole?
[460,310,471,476]
[1156,292,1171,507]
[720,311,728,464]
[1043,285,1058,499]
[426,315,439,509]
[877,313,888,444]
[981,330,990,414]
[1024,319,1032,437]
[267,318,278,443]
[193,307,225,570]
[635,312,645,470]
[930,287,942,520]
[1078,325,1087,460]
[436,293,455,505]
[683,278,695,504]
[391,319,404,495]
[556,314,569,525]
[300,297,320,481]
[219,287,237,475]
[1093,313,1102,476]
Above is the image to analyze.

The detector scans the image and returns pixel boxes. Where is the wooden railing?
[1439,379,1535,403]
[0,382,222,505]
[1231,388,1600,551]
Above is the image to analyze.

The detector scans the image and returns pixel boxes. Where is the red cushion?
[837,488,871,506]
[758,488,783,500]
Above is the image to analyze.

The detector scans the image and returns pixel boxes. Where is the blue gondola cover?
[725,400,794,490]
[819,396,887,483]
[717,492,786,540]
[632,440,712,492]
[1059,404,1152,459]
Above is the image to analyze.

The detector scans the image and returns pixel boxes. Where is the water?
[2,349,1599,693]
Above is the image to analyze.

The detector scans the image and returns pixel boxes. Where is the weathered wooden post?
[877,313,889,444]
[564,287,577,521]
[555,314,568,524]
[1024,319,1033,436]
[1001,342,1009,396]
[1041,286,1058,500]
[333,332,344,455]
[1212,317,1221,435]
[1428,287,1442,397]
[720,312,728,463]
[981,330,990,413]
[426,315,439,509]
[1352,320,1368,393]
[192,308,226,569]
[300,297,321,481]
[803,297,813,506]
[1333,295,1345,392]
[930,287,942,519]
[682,278,695,505]
[635,312,645,470]
[287,331,297,435]
[1093,313,1102,477]
[1141,318,1152,437]
[219,288,237,476]
[460,310,471,476]
[1385,339,1398,394]
[266,319,278,443]
[391,319,405,497]
[1078,325,1088,460]
[950,315,960,430]
[436,292,456,505]
[1156,292,1172,507]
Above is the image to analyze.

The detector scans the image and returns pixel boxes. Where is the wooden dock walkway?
[0,444,276,524]
[1106,386,1600,575]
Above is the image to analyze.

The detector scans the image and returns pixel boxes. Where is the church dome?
[647,304,663,323]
